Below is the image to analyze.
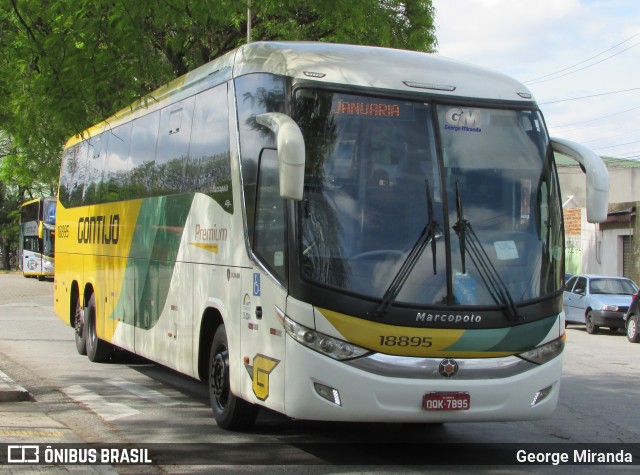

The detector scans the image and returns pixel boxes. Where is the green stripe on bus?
[446,315,557,353]
[114,193,195,329]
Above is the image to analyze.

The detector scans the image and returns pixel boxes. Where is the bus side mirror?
[551,137,609,223]
[256,112,305,201]
[38,221,44,239]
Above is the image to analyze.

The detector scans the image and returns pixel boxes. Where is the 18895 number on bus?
[379,335,433,347]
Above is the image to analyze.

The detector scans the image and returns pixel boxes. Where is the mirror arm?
[256,112,306,201]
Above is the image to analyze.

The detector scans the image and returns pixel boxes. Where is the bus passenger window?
[59,143,89,207]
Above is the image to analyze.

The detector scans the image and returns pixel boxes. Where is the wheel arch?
[83,283,95,308]
[69,281,81,327]
[198,307,224,382]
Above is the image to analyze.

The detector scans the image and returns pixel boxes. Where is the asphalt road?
[0,273,638,473]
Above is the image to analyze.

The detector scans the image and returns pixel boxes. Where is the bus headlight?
[282,315,370,361]
[517,334,565,365]
[43,258,54,272]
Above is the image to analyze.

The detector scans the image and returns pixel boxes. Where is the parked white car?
[563,274,638,334]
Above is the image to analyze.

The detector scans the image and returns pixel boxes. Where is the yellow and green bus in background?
[54,42,608,430]
[19,196,56,280]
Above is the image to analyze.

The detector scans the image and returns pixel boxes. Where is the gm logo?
[445,108,481,128]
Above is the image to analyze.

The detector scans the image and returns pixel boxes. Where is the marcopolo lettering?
[416,312,482,324]
[78,214,120,244]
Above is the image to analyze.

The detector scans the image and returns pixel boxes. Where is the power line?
[593,139,640,151]
[549,105,640,128]
[525,31,640,84]
[539,87,640,105]
[610,150,640,160]
[528,40,640,85]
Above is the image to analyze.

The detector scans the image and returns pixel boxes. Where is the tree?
[0,0,436,197]
[0,180,20,270]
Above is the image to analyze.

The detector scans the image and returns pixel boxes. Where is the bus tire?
[208,325,258,430]
[73,293,87,355]
[84,293,113,363]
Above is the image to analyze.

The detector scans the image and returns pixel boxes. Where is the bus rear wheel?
[73,293,86,355]
[208,325,258,430]
[84,293,113,363]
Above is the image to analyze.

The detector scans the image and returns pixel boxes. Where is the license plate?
[422,392,470,411]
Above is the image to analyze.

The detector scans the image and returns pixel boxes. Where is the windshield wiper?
[452,181,523,322]
[371,180,440,319]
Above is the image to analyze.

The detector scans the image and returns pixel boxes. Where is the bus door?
[22,235,42,275]
[240,268,286,413]
[240,149,288,411]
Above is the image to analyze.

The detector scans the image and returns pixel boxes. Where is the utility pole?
[247,0,252,44]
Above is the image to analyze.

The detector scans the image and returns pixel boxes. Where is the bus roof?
[20,196,55,207]
[233,42,534,102]
[65,42,535,148]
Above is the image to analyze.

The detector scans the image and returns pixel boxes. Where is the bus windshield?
[296,89,563,308]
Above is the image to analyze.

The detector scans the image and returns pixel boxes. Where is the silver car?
[563,274,638,334]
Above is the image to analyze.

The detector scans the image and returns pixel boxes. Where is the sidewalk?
[0,370,30,403]
[0,274,118,472]
[0,371,123,474]
[0,370,85,444]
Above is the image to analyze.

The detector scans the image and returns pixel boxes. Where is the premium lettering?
[195,224,228,242]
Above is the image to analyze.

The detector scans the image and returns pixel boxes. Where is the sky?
[432,0,640,160]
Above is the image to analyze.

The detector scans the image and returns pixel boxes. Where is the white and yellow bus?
[19,196,56,280]
[54,42,608,429]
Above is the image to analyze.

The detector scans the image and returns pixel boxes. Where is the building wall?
[559,165,638,281]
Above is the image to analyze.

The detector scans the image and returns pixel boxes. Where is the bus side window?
[253,148,286,282]
[103,122,133,203]
[190,84,233,212]
[83,132,109,205]
[235,73,285,240]
[157,97,195,194]
[59,142,90,208]
[129,111,161,198]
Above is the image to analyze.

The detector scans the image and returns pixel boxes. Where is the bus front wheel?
[84,293,113,363]
[208,325,258,430]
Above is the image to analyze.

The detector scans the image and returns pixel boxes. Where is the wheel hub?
[211,350,229,403]
[74,310,83,336]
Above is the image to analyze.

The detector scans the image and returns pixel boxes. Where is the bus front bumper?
[283,336,562,423]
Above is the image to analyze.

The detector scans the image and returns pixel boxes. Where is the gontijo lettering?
[78,214,120,244]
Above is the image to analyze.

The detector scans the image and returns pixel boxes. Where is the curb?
[0,370,32,402]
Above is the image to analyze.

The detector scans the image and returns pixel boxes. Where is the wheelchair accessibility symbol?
[253,273,261,296]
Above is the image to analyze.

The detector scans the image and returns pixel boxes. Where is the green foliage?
[0,0,436,196]
[0,180,20,269]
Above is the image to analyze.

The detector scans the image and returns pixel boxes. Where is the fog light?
[531,385,553,407]
[314,382,342,406]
